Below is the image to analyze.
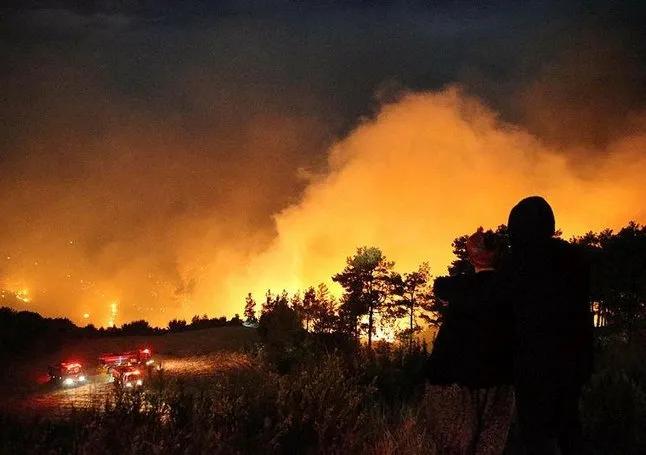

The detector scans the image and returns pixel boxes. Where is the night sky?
[2,1,646,326]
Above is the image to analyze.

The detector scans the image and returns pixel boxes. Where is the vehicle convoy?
[98,348,154,374]
[111,365,144,389]
[47,362,88,387]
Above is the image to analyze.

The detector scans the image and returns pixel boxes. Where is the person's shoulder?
[434,274,465,285]
[433,274,467,300]
[550,238,591,268]
[552,238,585,257]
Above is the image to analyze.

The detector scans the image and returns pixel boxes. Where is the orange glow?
[2,88,646,326]
[220,88,646,310]
[1,287,31,304]
[15,289,30,303]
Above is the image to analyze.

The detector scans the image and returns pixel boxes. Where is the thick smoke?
[1,3,645,326]
[224,88,646,305]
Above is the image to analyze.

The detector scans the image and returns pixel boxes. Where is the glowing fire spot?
[108,301,118,327]
[15,289,30,303]
[359,315,398,343]
[372,327,396,343]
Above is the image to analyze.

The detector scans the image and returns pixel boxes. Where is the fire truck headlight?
[146,360,154,365]
[125,382,133,388]
[79,375,86,382]
[63,378,75,386]
[136,379,143,386]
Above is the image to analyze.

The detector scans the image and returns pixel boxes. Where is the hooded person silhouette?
[506,196,594,455]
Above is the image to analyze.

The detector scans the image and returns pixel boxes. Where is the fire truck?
[98,348,154,374]
[111,365,144,389]
[47,362,88,387]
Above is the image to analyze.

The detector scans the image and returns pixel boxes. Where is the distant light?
[109,301,118,327]
[83,313,90,319]
[15,289,30,303]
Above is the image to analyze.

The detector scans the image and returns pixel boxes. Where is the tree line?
[0,305,245,364]
[2,221,644,362]
[571,222,646,336]
[245,247,437,354]
[246,221,646,353]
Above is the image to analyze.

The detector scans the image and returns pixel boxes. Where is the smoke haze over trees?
[2,1,646,325]
[2,220,646,371]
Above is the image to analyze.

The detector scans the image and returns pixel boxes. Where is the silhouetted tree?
[261,290,289,315]
[229,313,243,326]
[257,298,304,373]
[300,287,317,331]
[0,306,80,361]
[333,246,394,353]
[390,262,435,351]
[211,316,227,327]
[244,293,257,323]
[289,291,303,325]
[448,233,472,276]
[573,222,646,336]
[168,318,188,332]
[262,290,275,315]
[312,283,338,334]
[121,319,152,335]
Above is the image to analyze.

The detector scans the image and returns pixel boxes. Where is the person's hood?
[507,196,555,244]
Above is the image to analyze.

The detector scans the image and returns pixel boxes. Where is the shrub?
[581,369,646,454]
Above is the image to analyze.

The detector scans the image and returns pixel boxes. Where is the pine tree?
[333,246,394,352]
[244,292,257,323]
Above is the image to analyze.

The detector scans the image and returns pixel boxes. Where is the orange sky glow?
[2,88,646,327]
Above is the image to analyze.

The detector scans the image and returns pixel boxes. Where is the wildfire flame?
[3,89,646,326]
[107,301,118,327]
[219,88,646,312]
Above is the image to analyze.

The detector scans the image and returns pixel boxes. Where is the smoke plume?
[1,3,645,326]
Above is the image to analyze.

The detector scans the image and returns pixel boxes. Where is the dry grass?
[1,327,258,415]
[2,328,645,454]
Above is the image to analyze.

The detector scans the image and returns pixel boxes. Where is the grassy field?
[57,325,259,358]
[1,327,645,454]
[1,326,259,415]
[10,326,257,374]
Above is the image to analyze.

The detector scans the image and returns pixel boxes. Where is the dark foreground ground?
[1,328,645,454]
[1,327,258,417]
